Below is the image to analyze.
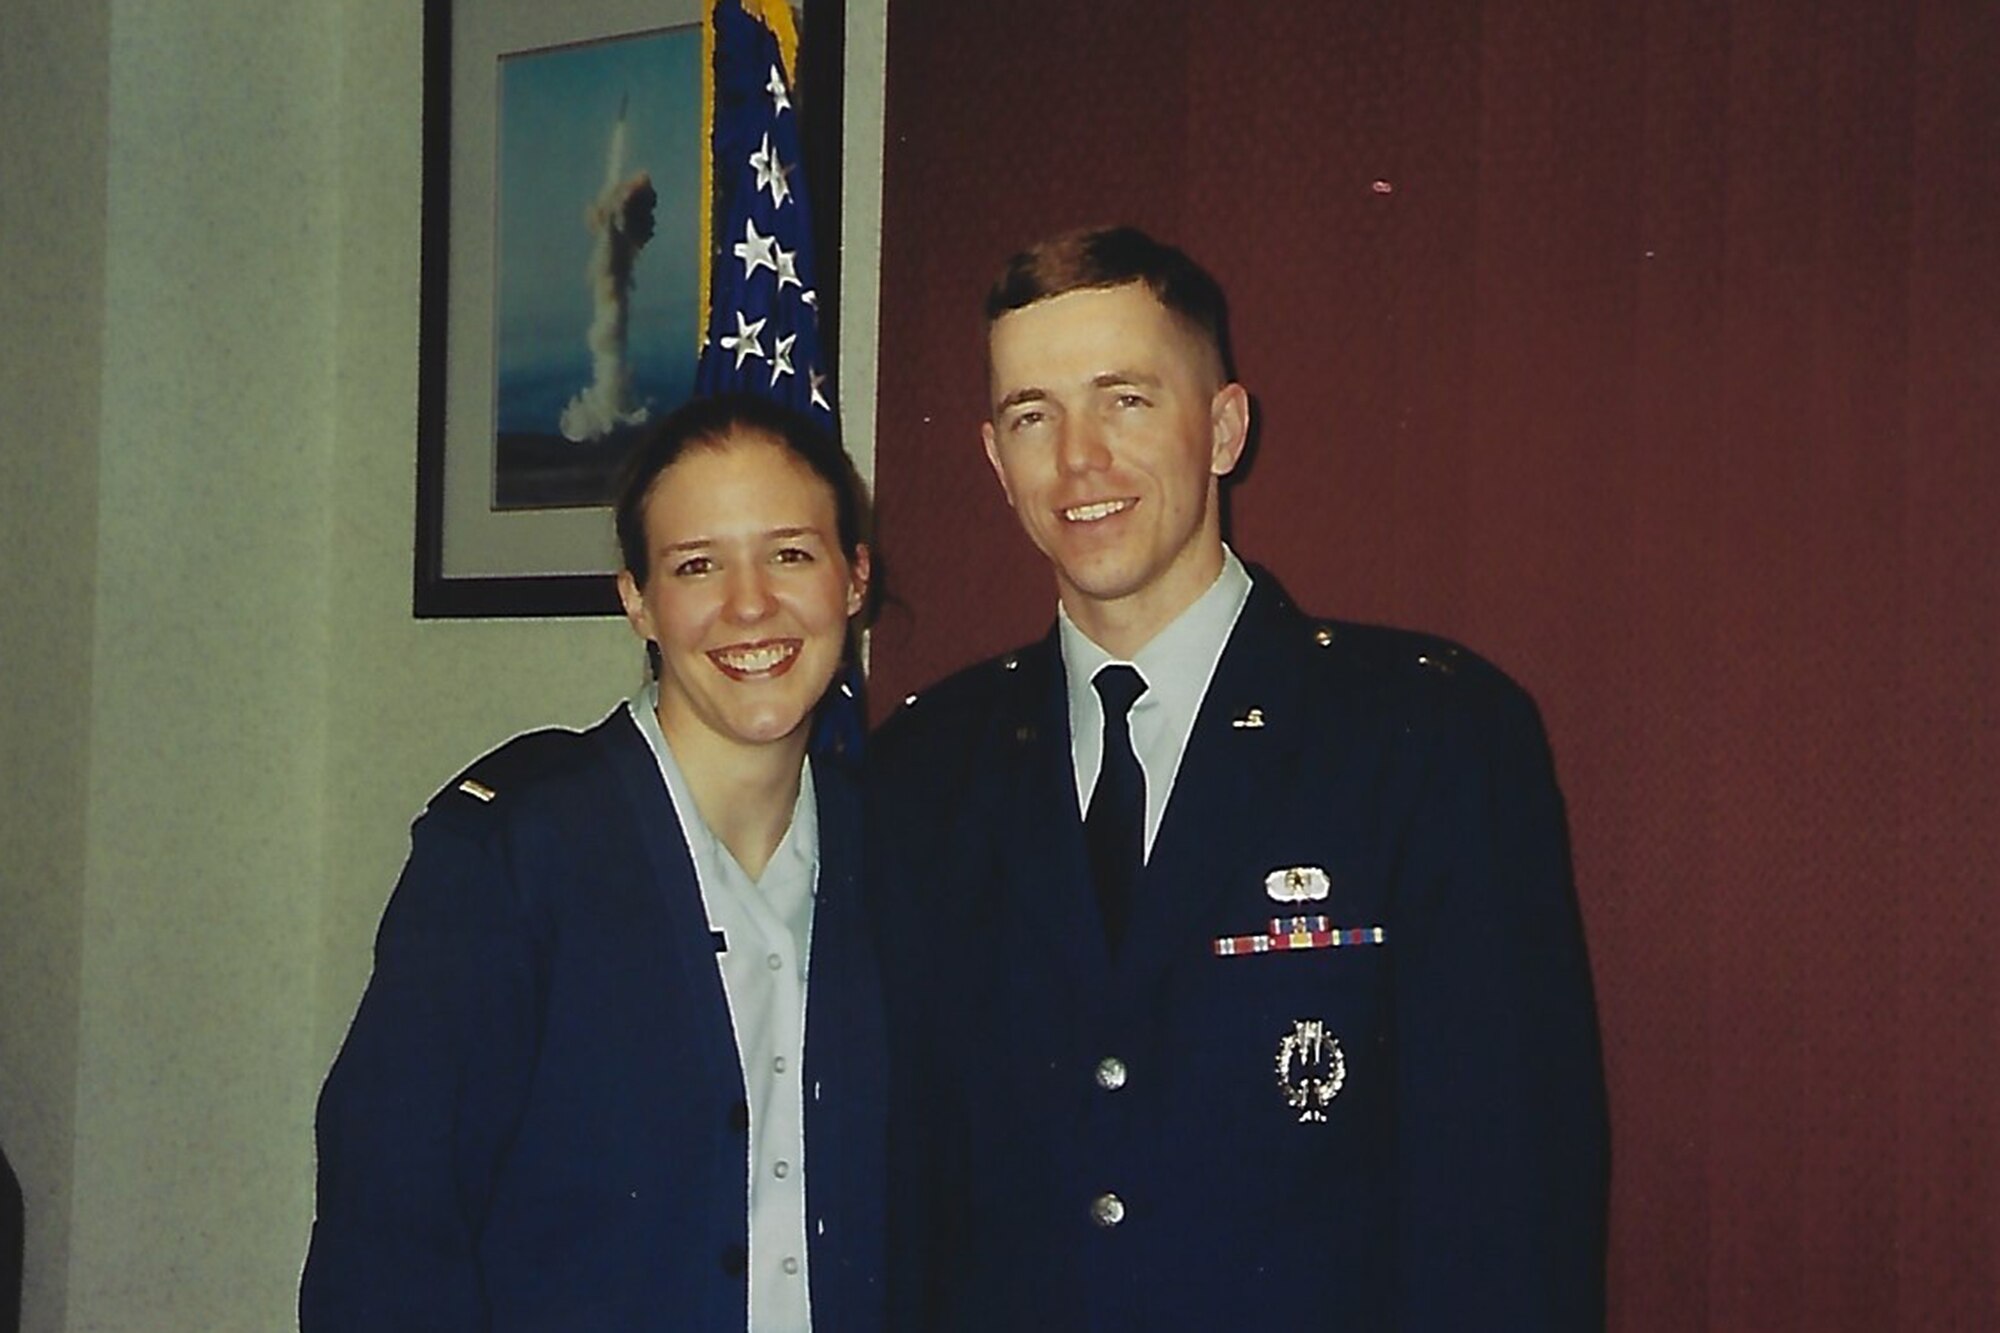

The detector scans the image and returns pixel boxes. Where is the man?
[869,226,1607,1331]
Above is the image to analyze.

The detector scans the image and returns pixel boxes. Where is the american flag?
[693,0,834,427]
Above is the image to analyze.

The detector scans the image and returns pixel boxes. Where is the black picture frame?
[413,0,844,618]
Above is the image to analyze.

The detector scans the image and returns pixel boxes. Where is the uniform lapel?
[802,752,879,1267]
[993,630,1114,979]
[1121,578,1315,974]
[810,749,861,928]
[807,752,859,1058]
[807,754,880,1080]
[594,711,742,1073]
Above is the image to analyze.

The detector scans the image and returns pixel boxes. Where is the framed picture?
[413,0,844,617]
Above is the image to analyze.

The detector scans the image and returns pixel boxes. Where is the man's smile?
[1062,498,1136,523]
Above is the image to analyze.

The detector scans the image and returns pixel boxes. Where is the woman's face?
[617,432,869,760]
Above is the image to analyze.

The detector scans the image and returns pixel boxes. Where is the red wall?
[866,0,1998,1327]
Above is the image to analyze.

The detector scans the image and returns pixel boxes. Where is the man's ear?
[981,421,1019,509]
[1209,382,1251,478]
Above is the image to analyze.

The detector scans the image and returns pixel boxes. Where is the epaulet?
[426,726,593,814]
[1297,616,1512,692]
[884,646,1031,719]
[873,647,1039,768]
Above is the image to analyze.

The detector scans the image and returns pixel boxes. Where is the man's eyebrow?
[1092,369,1164,389]
[993,386,1050,415]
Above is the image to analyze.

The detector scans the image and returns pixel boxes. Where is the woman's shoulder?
[422,710,635,826]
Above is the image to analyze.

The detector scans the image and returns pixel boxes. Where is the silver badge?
[1265,865,1330,903]
[1275,1019,1346,1122]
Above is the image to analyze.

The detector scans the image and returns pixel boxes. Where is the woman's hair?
[614,391,871,589]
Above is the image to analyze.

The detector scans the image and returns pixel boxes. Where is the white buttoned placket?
[718,848,814,1332]
[630,694,816,1332]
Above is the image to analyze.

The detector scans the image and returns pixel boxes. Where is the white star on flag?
[809,368,830,412]
[770,332,796,386]
[773,242,802,293]
[733,219,778,278]
[721,311,766,369]
[766,64,791,115]
[750,134,791,209]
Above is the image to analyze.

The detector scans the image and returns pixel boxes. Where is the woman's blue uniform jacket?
[301,708,886,1331]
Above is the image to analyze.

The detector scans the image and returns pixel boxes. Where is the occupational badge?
[1265,865,1331,903]
[1275,1019,1346,1122]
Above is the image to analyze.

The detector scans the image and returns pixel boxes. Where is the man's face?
[982,283,1249,654]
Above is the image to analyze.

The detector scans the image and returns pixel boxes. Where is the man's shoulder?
[1305,620,1548,767]
[1309,618,1518,693]
[871,641,1050,774]
[1239,575,1535,727]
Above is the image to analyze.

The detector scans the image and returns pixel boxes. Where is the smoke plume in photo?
[560,97,659,443]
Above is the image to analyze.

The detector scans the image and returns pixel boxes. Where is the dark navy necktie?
[1086,664,1149,949]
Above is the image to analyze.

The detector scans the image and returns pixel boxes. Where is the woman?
[302,394,882,1332]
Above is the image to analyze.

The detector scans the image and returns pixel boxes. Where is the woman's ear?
[847,544,872,617]
[617,569,654,640]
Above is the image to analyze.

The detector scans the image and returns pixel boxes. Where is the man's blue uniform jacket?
[869,572,1607,1332]
[302,709,886,1331]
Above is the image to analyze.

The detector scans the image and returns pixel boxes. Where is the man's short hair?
[983,225,1234,376]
